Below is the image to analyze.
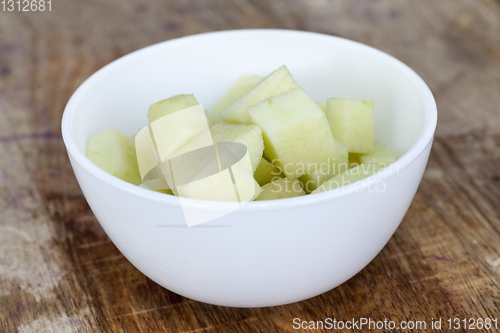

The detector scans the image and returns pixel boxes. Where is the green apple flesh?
[210,122,264,172]
[359,143,396,166]
[248,87,337,179]
[325,98,375,154]
[312,163,386,194]
[171,122,264,173]
[135,126,160,180]
[139,181,174,195]
[87,129,142,185]
[220,65,299,124]
[149,104,212,162]
[168,143,262,201]
[136,104,213,179]
[255,177,305,201]
[316,101,327,112]
[253,158,284,186]
[299,139,348,193]
[210,75,263,124]
[148,94,199,123]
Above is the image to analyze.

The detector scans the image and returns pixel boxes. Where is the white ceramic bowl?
[62,30,437,307]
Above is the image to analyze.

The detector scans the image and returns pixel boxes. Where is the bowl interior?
[70,30,427,166]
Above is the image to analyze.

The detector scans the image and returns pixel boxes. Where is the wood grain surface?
[1,0,500,332]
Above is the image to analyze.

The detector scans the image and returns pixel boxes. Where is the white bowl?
[62,30,437,307]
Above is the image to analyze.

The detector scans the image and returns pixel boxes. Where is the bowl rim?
[61,29,437,211]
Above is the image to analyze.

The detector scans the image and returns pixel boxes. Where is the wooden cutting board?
[1,0,500,331]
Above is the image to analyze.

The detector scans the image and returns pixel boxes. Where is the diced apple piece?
[210,123,264,172]
[178,172,262,202]
[166,142,262,201]
[139,182,174,195]
[205,110,213,126]
[217,142,263,202]
[254,158,284,186]
[312,163,386,194]
[155,189,174,195]
[135,126,160,180]
[359,143,396,167]
[210,75,263,124]
[220,65,299,124]
[255,178,305,201]
[139,175,170,191]
[316,101,327,112]
[167,127,213,161]
[148,94,199,123]
[170,122,264,173]
[325,98,375,154]
[130,133,137,146]
[299,140,348,193]
[177,169,239,201]
[87,129,142,185]
[136,104,212,179]
[150,104,212,162]
[248,87,337,179]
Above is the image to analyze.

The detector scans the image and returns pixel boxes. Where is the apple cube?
[171,122,264,173]
[177,171,262,201]
[316,101,327,112]
[210,75,263,124]
[166,142,262,201]
[139,181,174,195]
[325,98,375,154]
[255,177,305,201]
[129,133,137,146]
[299,139,348,193]
[135,126,160,180]
[205,110,213,126]
[220,65,298,124]
[216,142,263,202]
[359,143,396,167]
[148,94,199,123]
[150,104,213,161]
[253,158,284,186]
[248,87,337,179]
[136,104,212,179]
[139,172,171,192]
[210,122,264,172]
[87,129,142,185]
[312,163,386,194]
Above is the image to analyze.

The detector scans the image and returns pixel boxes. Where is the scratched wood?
[1,0,500,332]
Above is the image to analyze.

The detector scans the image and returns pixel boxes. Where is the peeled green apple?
[168,122,264,173]
[210,75,263,124]
[136,104,213,179]
[148,94,199,123]
[220,65,298,124]
[255,177,305,201]
[139,181,174,195]
[248,87,337,180]
[312,163,386,194]
[325,98,375,154]
[360,143,396,166]
[210,122,264,172]
[299,140,348,193]
[87,129,142,185]
[253,158,284,186]
[86,65,393,202]
[164,142,262,201]
[316,101,327,112]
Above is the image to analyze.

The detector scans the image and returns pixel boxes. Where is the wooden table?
[1,0,500,332]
